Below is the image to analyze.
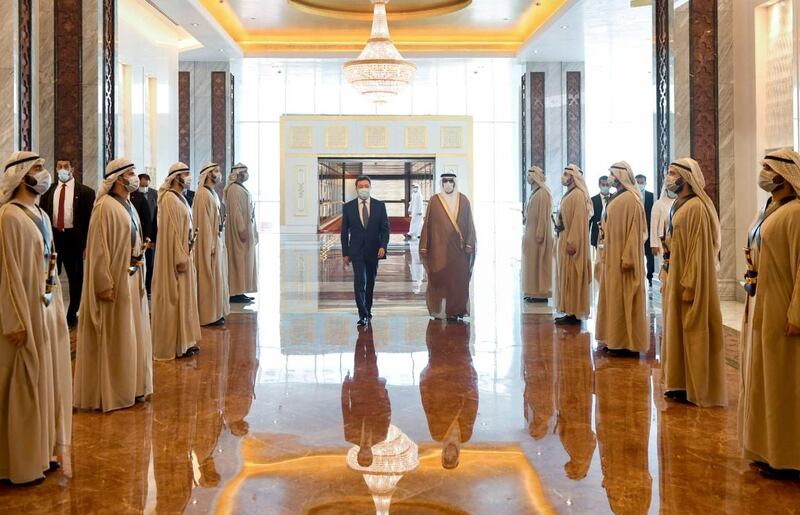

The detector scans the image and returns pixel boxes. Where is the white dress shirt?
[52,178,75,229]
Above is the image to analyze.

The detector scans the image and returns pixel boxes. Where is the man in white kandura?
[406,183,424,240]
[225,163,258,304]
[74,158,153,412]
[0,151,71,484]
[193,162,230,326]
[152,162,202,360]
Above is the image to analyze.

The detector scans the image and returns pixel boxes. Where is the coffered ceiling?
[189,0,576,56]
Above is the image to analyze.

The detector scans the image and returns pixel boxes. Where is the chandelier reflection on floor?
[343,0,417,104]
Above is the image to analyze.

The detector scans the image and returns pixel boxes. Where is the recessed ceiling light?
[191,23,199,27]
[561,25,569,29]
[533,50,539,54]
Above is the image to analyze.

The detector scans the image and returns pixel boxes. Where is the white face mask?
[526,174,535,185]
[561,175,571,187]
[26,169,52,195]
[638,183,646,193]
[758,168,782,193]
[357,188,371,200]
[124,176,140,193]
[443,182,455,194]
[600,186,610,195]
[666,190,678,199]
[57,170,71,183]
[665,175,684,193]
[138,186,149,193]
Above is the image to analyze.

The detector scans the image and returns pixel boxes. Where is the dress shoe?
[204,317,225,327]
[229,294,252,303]
[554,314,569,322]
[368,313,373,319]
[182,345,200,357]
[555,315,581,325]
[664,390,689,403]
[357,317,369,327]
[752,461,800,480]
[606,348,639,358]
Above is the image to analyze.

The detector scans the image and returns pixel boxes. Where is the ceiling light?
[561,25,569,29]
[343,0,416,104]
[191,23,199,27]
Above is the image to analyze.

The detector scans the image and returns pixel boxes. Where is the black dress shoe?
[555,315,581,325]
[182,346,200,357]
[606,348,639,358]
[230,294,252,303]
[204,317,225,327]
[752,462,800,480]
[357,317,368,327]
[664,390,689,403]
[368,313,373,319]
[554,314,569,322]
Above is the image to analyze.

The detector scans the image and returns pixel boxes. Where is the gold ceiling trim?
[287,0,472,21]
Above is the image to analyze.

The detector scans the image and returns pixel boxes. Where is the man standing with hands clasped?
[341,176,390,327]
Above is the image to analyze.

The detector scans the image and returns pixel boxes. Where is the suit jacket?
[40,179,96,250]
[589,193,608,247]
[130,191,154,241]
[184,189,195,207]
[642,190,654,252]
[340,197,390,262]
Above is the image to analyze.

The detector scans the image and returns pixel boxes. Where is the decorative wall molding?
[230,73,235,166]
[102,0,116,167]
[440,126,463,149]
[325,126,349,148]
[529,72,545,170]
[689,0,719,207]
[654,0,671,191]
[178,71,191,166]
[211,71,227,171]
[365,126,388,148]
[404,126,427,149]
[18,0,33,150]
[55,0,84,175]
[565,71,582,168]
[289,126,313,148]
[520,73,526,203]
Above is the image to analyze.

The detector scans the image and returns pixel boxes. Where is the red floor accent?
[320,216,410,234]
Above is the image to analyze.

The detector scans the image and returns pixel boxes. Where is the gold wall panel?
[324,126,349,149]
[289,126,314,149]
[404,126,428,149]
[364,126,389,149]
[440,126,464,149]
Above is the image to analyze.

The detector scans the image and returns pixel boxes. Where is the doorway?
[318,157,435,234]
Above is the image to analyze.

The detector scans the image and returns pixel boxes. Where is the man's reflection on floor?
[341,325,392,466]
[595,354,653,514]
[408,240,425,294]
[522,319,555,440]
[420,319,479,470]
[555,329,596,480]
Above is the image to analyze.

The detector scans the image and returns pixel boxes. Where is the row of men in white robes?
[521,152,800,479]
[0,153,258,484]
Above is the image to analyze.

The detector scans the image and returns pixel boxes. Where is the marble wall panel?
[0,0,16,159]
[179,71,190,166]
[55,0,83,178]
[37,0,55,167]
[717,0,737,299]
[655,0,671,186]
[102,0,115,167]
[689,0,719,206]
[182,61,231,178]
[674,4,690,162]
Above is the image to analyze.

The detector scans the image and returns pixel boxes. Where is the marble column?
[36,0,55,167]
[654,0,671,189]
[0,0,18,160]
[18,0,33,150]
[82,0,103,188]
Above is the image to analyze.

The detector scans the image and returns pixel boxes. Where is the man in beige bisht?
[225,163,258,304]
[660,158,726,407]
[739,148,800,480]
[555,164,592,325]
[521,166,553,303]
[595,161,648,356]
[0,151,71,483]
[152,162,202,360]
[420,172,477,320]
[74,158,153,412]
[193,162,230,326]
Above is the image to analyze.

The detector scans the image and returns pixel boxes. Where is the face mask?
[666,190,678,199]
[607,176,618,189]
[239,172,249,183]
[638,183,646,193]
[138,186,149,193]
[57,170,71,183]
[25,169,52,195]
[443,183,455,194]
[178,175,189,187]
[124,176,140,193]
[211,173,221,184]
[758,168,782,193]
[561,175,571,187]
[600,186,610,195]
[357,188,370,200]
[665,175,684,193]
[526,175,535,185]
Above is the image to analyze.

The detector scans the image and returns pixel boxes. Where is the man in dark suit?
[130,173,158,295]
[341,175,390,326]
[184,188,195,207]
[341,326,391,467]
[635,174,655,287]
[589,175,611,249]
[40,159,96,327]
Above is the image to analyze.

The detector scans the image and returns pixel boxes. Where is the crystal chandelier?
[344,0,417,104]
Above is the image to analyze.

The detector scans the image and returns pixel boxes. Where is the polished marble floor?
[2,202,799,514]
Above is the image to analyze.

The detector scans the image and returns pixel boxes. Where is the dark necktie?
[56,184,66,230]
[361,200,369,228]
